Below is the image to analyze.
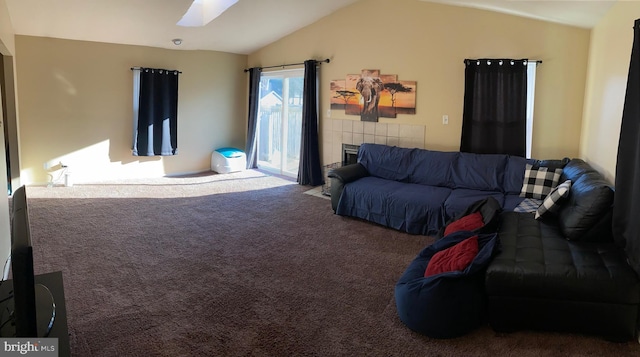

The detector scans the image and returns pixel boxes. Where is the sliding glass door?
[256,69,304,177]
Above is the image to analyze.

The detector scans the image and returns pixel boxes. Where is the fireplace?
[321,144,361,196]
[342,144,360,166]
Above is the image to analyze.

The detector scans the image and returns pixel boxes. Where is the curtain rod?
[243,58,330,73]
[131,67,182,74]
[463,59,542,65]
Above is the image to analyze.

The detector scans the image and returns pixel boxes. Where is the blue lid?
[216,147,244,158]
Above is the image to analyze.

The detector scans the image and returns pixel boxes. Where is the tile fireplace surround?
[322,119,426,165]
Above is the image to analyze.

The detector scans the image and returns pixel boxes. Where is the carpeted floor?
[21,170,640,356]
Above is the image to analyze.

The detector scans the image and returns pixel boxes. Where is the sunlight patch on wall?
[53,71,77,96]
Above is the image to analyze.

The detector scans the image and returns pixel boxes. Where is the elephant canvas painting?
[356,69,385,122]
[334,69,417,122]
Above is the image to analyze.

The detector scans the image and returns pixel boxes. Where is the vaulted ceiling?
[5,0,615,55]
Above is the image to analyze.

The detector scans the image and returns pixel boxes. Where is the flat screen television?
[2,185,56,337]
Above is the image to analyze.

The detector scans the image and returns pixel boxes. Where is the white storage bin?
[211,148,246,174]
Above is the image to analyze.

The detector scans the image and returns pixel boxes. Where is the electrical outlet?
[442,115,449,125]
[327,109,331,118]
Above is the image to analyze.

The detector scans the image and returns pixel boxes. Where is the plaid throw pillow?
[520,164,562,199]
[535,179,572,220]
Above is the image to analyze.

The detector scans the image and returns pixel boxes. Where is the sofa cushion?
[443,189,504,220]
[336,176,398,224]
[487,212,640,305]
[556,159,614,241]
[386,184,453,235]
[503,156,528,194]
[409,150,458,188]
[425,235,479,277]
[520,164,562,199]
[336,176,452,235]
[444,212,484,236]
[451,152,508,192]
[357,143,415,182]
[485,212,640,340]
[535,180,571,219]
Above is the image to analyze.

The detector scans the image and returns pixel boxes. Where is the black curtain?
[460,59,527,157]
[613,19,640,275]
[245,67,261,169]
[133,68,179,156]
[297,60,324,186]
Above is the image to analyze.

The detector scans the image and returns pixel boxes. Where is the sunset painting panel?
[330,80,356,110]
[345,74,362,115]
[389,80,416,115]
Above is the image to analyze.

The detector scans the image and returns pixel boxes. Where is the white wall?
[15,36,248,185]
[580,2,640,182]
[249,0,591,162]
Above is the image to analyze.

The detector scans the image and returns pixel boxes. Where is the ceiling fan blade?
[177,0,239,27]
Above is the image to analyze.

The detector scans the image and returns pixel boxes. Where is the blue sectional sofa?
[329,143,533,235]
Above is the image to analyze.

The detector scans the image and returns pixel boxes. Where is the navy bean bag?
[436,196,503,239]
[395,231,499,338]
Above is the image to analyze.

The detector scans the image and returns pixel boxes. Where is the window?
[460,59,538,157]
[256,69,304,177]
[526,61,537,158]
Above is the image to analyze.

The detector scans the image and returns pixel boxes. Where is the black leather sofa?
[485,159,640,341]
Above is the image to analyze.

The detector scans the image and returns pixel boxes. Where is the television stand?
[0,271,69,356]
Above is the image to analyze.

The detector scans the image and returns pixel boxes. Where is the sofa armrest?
[328,163,369,212]
[328,163,369,183]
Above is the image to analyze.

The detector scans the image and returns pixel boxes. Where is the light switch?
[442,115,449,125]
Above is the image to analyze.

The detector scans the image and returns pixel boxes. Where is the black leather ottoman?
[486,212,640,341]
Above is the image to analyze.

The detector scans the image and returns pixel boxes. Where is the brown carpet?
[21,170,640,356]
